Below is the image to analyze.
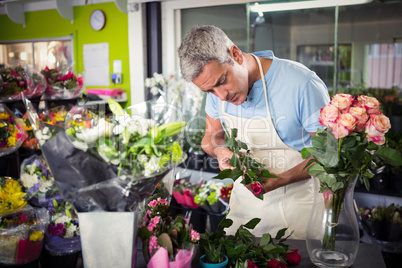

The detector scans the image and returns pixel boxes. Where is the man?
[178,25,330,239]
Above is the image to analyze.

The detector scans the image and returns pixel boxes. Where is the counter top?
[136,240,386,267]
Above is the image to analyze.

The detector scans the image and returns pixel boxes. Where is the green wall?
[0,2,131,107]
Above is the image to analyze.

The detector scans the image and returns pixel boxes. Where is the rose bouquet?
[43,200,81,256]
[20,154,63,207]
[194,180,233,214]
[213,127,277,200]
[0,104,26,157]
[301,93,402,251]
[41,66,84,100]
[199,217,300,267]
[0,65,46,101]
[138,197,200,268]
[0,204,47,265]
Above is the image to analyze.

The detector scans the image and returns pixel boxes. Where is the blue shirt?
[205,50,330,151]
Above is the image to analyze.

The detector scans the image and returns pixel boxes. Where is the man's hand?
[214,147,235,171]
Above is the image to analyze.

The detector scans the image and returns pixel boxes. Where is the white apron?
[223,54,322,239]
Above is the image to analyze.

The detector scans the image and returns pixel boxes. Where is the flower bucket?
[77,211,139,268]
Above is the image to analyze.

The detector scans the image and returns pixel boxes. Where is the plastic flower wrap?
[0,104,26,157]
[22,95,187,213]
[21,106,68,150]
[138,197,199,268]
[0,204,47,265]
[0,65,46,101]
[172,179,201,209]
[41,65,84,100]
[194,179,233,214]
[44,200,81,256]
[20,154,63,207]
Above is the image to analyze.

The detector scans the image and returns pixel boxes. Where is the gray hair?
[178,25,235,81]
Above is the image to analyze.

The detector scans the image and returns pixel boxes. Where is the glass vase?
[306,175,360,267]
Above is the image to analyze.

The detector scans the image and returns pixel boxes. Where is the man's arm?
[202,114,234,170]
[260,132,316,193]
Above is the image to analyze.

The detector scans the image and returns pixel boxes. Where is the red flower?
[247,260,258,268]
[267,259,287,268]
[286,249,301,264]
[57,71,74,81]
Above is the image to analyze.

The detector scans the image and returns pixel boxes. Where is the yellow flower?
[0,179,27,214]
[29,231,44,242]
[0,113,10,120]
[7,136,16,147]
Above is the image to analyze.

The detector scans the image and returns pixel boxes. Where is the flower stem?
[322,187,347,251]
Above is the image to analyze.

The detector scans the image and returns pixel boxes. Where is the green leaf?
[219,218,233,228]
[375,147,402,166]
[260,169,277,178]
[229,169,244,181]
[108,98,125,116]
[301,147,314,159]
[244,218,261,230]
[231,153,240,168]
[242,173,252,185]
[307,164,325,176]
[275,227,287,240]
[213,169,232,179]
[311,135,326,151]
[259,233,272,246]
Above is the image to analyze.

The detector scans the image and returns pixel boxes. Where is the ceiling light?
[250,0,372,13]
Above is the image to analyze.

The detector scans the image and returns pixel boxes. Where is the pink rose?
[251,182,262,196]
[348,106,369,132]
[365,113,391,137]
[267,259,287,268]
[331,113,357,139]
[319,104,339,128]
[367,135,386,145]
[330,93,354,111]
[357,95,381,115]
[286,249,301,264]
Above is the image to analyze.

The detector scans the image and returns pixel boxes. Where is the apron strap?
[250,54,271,119]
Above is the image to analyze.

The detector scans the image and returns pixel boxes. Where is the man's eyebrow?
[210,72,225,88]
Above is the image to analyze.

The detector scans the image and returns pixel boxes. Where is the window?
[0,36,74,71]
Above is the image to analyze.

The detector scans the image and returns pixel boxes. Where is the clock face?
[90,10,106,31]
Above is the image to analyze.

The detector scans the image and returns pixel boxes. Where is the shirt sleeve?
[205,93,220,119]
[300,75,330,133]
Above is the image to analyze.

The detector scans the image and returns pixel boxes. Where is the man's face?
[192,60,249,105]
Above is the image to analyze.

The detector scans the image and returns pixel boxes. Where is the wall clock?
[90,9,106,31]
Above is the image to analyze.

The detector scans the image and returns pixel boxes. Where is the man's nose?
[215,88,229,101]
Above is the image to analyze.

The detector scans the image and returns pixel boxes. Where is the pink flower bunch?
[319,93,391,145]
[138,197,200,263]
[190,229,200,243]
[48,223,66,237]
[148,197,168,208]
[148,235,160,255]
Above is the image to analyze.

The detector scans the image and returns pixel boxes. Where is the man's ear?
[229,45,243,64]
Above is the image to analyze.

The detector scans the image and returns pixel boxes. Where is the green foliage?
[199,217,293,266]
[302,128,402,193]
[213,127,277,200]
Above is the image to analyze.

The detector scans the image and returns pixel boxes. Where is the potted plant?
[199,217,300,268]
